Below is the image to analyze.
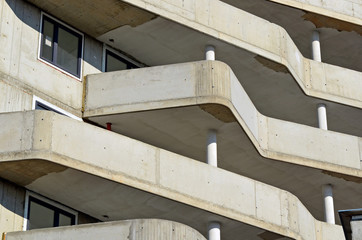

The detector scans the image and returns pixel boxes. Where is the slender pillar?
[205,45,215,61]
[207,130,217,167]
[312,31,321,62]
[208,222,220,240]
[323,184,335,224]
[317,103,328,130]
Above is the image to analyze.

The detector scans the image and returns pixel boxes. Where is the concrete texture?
[0,180,25,234]
[351,220,362,240]
[0,110,346,239]
[116,0,362,108]
[267,0,362,24]
[84,61,362,174]
[24,0,362,110]
[0,0,103,117]
[4,219,206,240]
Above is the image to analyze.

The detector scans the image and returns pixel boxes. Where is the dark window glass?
[28,196,76,230]
[35,101,63,115]
[105,50,138,72]
[40,15,82,77]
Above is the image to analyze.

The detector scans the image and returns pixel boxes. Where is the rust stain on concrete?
[0,160,67,186]
[322,170,362,183]
[254,56,289,74]
[303,12,362,35]
[27,0,157,37]
[199,104,236,123]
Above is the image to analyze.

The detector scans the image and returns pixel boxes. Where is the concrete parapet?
[267,0,362,25]
[4,219,206,240]
[84,60,362,176]
[0,110,347,239]
[120,0,362,109]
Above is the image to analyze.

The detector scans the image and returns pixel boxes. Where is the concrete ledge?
[0,110,345,239]
[268,0,362,25]
[4,219,206,240]
[120,0,362,109]
[84,61,362,176]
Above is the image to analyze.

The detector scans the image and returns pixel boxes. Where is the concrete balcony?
[26,0,362,109]
[83,60,362,223]
[0,110,344,239]
[4,219,206,240]
[220,0,362,72]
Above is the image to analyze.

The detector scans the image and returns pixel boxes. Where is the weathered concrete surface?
[351,220,362,240]
[267,0,362,25]
[84,61,362,175]
[0,110,345,240]
[0,0,103,117]
[4,219,206,240]
[22,0,362,108]
[0,179,25,235]
[111,0,362,109]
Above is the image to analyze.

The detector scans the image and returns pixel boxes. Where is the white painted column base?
[317,103,328,130]
[323,184,335,224]
[205,45,215,61]
[312,30,321,62]
[207,130,217,167]
[208,222,220,240]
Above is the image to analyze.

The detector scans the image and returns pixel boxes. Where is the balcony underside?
[24,0,362,124]
[84,61,362,224]
[221,0,362,72]
[0,110,344,240]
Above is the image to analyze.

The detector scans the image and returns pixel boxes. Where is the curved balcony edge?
[0,110,345,240]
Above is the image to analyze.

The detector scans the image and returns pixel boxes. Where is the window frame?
[38,12,84,80]
[102,45,142,72]
[23,191,78,231]
[32,96,82,121]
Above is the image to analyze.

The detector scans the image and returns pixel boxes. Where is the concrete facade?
[4,219,207,240]
[0,0,361,239]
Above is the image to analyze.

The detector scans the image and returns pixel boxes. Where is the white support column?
[208,222,220,240]
[312,31,321,62]
[205,45,215,60]
[317,103,328,130]
[207,130,217,167]
[323,184,335,224]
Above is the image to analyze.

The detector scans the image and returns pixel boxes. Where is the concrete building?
[0,0,361,239]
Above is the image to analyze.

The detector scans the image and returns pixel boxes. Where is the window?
[104,48,139,72]
[39,13,83,78]
[32,96,82,121]
[24,192,77,230]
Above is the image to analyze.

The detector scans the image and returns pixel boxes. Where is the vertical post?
[312,31,321,62]
[205,45,215,61]
[317,103,328,130]
[208,222,220,240]
[207,130,217,167]
[323,184,335,224]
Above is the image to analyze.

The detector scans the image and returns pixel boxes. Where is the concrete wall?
[4,219,206,240]
[0,179,24,234]
[84,60,362,174]
[0,0,103,117]
[0,110,346,239]
[119,0,362,109]
[351,220,362,240]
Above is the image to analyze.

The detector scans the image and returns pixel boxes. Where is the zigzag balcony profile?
[83,60,362,225]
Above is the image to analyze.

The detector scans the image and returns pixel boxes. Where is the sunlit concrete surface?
[4,219,206,240]
[84,61,362,224]
[0,110,346,239]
